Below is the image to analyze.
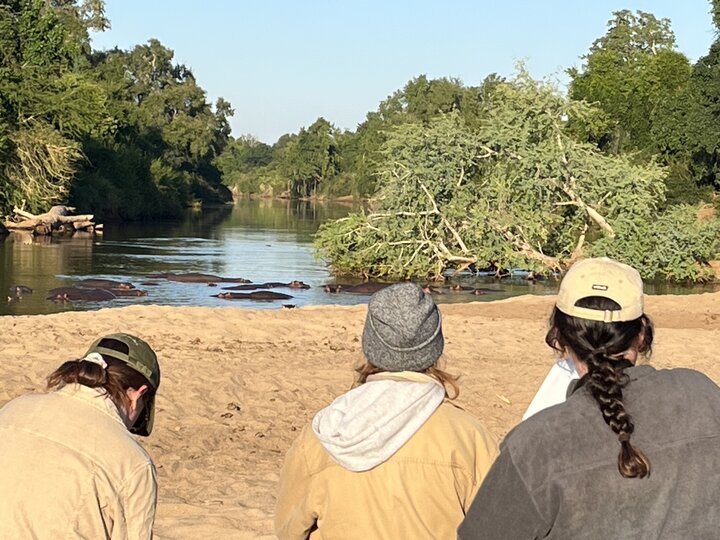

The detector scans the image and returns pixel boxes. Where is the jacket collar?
[56,384,127,428]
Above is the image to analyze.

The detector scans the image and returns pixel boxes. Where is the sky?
[90,1,717,144]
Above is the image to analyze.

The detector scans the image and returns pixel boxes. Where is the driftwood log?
[3,206,102,236]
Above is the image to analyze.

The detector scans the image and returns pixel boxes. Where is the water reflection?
[0,199,362,315]
[1,198,718,316]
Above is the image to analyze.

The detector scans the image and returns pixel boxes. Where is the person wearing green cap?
[0,333,161,540]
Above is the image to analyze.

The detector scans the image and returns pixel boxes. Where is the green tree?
[316,70,718,281]
[0,0,108,213]
[675,1,720,192]
[568,10,692,156]
[215,134,273,194]
[275,117,340,197]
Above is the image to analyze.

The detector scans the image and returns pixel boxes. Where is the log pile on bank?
[3,206,102,236]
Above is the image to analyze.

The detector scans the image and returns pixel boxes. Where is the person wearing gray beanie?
[362,282,444,372]
[276,283,498,540]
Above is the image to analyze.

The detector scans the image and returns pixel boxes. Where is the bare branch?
[553,130,615,237]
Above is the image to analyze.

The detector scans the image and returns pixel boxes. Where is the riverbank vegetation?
[0,0,231,220]
[309,7,720,282]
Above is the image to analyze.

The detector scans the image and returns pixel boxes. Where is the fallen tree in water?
[3,205,102,236]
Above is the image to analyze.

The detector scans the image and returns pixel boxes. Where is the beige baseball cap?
[556,257,644,323]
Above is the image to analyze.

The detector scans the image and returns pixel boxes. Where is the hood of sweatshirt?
[311,371,446,472]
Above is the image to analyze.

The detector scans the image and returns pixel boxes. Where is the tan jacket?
[275,372,498,540]
[0,384,157,540]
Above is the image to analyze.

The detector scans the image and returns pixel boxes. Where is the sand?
[1,292,719,539]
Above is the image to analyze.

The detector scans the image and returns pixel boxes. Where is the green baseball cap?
[85,333,160,436]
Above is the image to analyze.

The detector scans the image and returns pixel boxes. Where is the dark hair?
[47,338,154,413]
[545,296,654,479]
[354,361,460,399]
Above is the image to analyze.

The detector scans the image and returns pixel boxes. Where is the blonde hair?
[354,361,460,399]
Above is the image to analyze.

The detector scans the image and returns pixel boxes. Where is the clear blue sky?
[90,1,716,144]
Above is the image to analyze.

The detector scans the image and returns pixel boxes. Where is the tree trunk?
[3,206,98,235]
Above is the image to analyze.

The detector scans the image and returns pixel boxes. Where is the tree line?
[0,0,232,220]
[221,8,720,208]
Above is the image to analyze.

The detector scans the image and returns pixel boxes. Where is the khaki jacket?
[0,384,157,540]
[275,372,498,540]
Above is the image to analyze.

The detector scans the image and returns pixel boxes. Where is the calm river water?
[1,199,717,316]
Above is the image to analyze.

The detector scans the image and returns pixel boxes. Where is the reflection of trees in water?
[0,233,97,315]
[224,199,357,236]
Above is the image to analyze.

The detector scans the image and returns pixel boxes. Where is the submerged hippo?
[76,279,135,290]
[8,285,33,296]
[448,284,473,292]
[213,291,293,301]
[148,272,251,283]
[322,283,391,294]
[47,287,117,302]
[108,288,148,297]
[344,283,391,294]
[323,284,343,293]
[223,280,311,291]
[471,287,503,295]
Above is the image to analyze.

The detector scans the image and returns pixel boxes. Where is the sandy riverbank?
[1,292,719,538]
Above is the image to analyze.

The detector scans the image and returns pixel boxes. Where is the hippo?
[471,287,503,295]
[322,283,391,294]
[108,288,148,297]
[47,287,117,302]
[323,284,343,293]
[223,280,311,291]
[148,272,251,283]
[8,285,33,296]
[76,279,135,290]
[213,291,293,301]
[344,283,391,294]
[446,284,474,293]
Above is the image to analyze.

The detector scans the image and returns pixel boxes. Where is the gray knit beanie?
[362,282,444,372]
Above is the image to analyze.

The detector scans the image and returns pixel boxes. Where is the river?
[1,199,717,316]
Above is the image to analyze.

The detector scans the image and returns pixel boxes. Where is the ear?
[126,384,149,414]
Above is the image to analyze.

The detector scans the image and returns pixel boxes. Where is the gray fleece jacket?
[459,365,720,539]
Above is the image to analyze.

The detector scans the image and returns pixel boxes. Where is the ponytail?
[47,339,153,413]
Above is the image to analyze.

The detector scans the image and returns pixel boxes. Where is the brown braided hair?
[546,296,654,478]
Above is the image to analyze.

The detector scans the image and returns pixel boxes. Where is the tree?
[568,10,692,156]
[276,118,340,197]
[674,2,720,192]
[215,134,273,193]
[315,70,718,282]
[0,0,108,213]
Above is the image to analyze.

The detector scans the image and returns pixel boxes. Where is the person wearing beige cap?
[459,257,720,539]
[275,282,498,540]
[0,333,161,540]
